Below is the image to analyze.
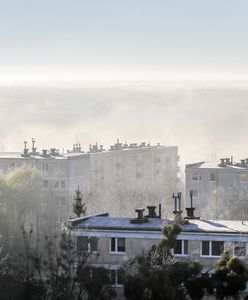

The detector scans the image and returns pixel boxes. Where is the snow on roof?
[186,161,248,170]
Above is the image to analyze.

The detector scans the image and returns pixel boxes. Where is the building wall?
[185,164,248,218]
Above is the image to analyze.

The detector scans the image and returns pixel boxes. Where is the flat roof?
[186,161,248,170]
[69,214,248,234]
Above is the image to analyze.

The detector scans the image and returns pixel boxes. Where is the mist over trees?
[0,165,41,253]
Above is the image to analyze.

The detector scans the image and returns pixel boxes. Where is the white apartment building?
[0,139,180,230]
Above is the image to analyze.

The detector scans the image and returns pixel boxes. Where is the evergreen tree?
[72,188,87,218]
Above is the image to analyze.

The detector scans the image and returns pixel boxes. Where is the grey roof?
[69,214,248,234]
[186,161,248,170]
[69,214,166,231]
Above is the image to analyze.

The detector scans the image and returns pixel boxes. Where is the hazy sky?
[0,1,248,81]
[0,83,248,165]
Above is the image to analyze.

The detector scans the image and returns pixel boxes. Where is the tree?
[72,188,87,218]
[0,165,42,254]
[213,251,248,300]
[124,223,202,300]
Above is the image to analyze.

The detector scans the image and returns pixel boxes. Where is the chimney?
[130,208,148,224]
[145,206,157,218]
[241,159,246,167]
[50,148,57,156]
[245,158,248,165]
[157,142,160,147]
[184,190,200,220]
[21,141,30,157]
[159,203,162,219]
[219,158,226,167]
[225,158,231,165]
[42,149,49,157]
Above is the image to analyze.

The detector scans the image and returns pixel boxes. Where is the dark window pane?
[202,241,210,255]
[212,241,224,256]
[110,270,116,285]
[184,240,188,255]
[89,237,98,252]
[117,238,125,252]
[77,237,88,252]
[111,238,116,252]
[117,269,125,285]
[174,240,182,254]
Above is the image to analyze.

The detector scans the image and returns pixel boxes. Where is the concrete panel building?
[0,140,180,231]
[185,158,248,219]
[68,206,248,292]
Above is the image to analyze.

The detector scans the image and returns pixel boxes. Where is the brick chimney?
[131,208,148,224]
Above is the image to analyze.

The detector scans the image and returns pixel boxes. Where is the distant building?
[185,158,248,218]
[68,205,248,291]
[0,139,180,231]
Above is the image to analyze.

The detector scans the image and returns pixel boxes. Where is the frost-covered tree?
[72,188,87,218]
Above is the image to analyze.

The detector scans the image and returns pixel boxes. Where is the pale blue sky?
[0,1,247,80]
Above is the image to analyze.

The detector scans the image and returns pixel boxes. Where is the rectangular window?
[43,180,48,188]
[201,241,224,257]
[202,241,210,256]
[192,173,201,181]
[54,181,59,188]
[61,180,66,189]
[77,237,98,253]
[43,163,48,172]
[234,242,246,257]
[240,174,247,182]
[110,238,125,253]
[212,241,224,256]
[110,269,125,287]
[173,240,188,256]
[210,173,216,182]
[192,189,199,198]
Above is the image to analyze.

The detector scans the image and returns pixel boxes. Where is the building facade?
[68,207,248,289]
[185,158,248,219]
[0,140,180,231]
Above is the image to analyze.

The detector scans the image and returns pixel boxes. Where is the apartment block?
[0,139,180,230]
[68,206,248,290]
[185,158,248,218]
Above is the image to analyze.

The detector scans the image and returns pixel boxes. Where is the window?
[192,173,201,181]
[192,189,199,198]
[61,180,66,189]
[110,269,125,287]
[210,173,216,182]
[54,181,59,188]
[240,174,247,182]
[77,237,98,253]
[43,180,48,188]
[110,238,125,253]
[201,241,224,257]
[56,196,66,206]
[42,163,48,172]
[173,240,188,256]
[42,196,48,205]
[234,242,246,257]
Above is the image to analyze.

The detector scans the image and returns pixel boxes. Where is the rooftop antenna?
[173,192,182,214]
[31,138,35,149]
